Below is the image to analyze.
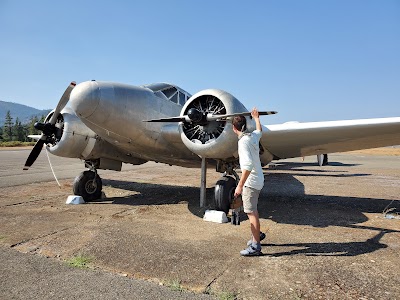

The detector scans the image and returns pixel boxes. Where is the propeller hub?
[34,122,45,131]
[34,122,56,136]
[187,108,203,123]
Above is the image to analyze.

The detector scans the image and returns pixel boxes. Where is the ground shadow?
[270,171,370,178]
[99,173,399,227]
[271,161,361,170]
[258,170,399,227]
[97,169,399,257]
[100,178,214,218]
[263,229,396,257]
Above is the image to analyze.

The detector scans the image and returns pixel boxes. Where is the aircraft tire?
[214,175,236,214]
[73,171,102,201]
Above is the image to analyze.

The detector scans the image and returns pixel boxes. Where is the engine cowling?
[44,107,99,158]
[179,89,254,159]
[44,107,147,168]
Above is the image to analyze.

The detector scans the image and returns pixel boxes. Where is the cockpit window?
[142,83,192,106]
[170,93,179,104]
[154,91,168,100]
[161,87,177,99]
[178,92,186,106]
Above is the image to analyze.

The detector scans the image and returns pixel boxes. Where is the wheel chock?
[230,196,243,226]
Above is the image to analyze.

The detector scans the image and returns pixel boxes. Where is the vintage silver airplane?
[23,81,400,212]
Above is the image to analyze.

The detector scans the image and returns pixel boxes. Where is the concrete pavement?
[1,149,399,299]
[0,246,214,300]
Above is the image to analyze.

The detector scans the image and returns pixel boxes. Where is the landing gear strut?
[73,161,103,201]
[198,159,239,213]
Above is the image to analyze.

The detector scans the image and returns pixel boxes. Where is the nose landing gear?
[73,161,103,201]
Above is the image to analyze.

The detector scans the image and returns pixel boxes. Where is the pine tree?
[27,115,40,136]
[3,111,13,142]
[13,117,26,142]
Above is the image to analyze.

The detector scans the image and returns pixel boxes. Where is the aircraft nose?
[70,81,100,118]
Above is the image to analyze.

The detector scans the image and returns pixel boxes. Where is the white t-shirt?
[238,129,264,190]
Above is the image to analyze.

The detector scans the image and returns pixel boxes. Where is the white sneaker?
[247,232,266,246]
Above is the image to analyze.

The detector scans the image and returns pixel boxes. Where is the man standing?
[232,108,265,256]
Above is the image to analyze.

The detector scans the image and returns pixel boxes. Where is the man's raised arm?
[251,108,262,132]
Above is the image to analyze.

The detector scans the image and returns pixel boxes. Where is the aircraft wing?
[261,117,400,159]
[27,135,42,141]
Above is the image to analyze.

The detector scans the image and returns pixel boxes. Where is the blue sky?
[0,0,399,124]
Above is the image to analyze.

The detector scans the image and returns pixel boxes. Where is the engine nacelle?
[179,89,254,159]
[45,107,98,158]
[45,107,147,168]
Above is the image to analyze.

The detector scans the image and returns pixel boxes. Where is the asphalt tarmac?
[0,148,138,188]
[1,149,399,299]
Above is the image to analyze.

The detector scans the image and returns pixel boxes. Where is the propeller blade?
[49,81,76,125]
[258,111,278,116]
[143,116,187,122]
[23,137,45,170]
[144,108,204,123]
[206,111,277,121]
[23,81,76,170]
[143,111,278,123]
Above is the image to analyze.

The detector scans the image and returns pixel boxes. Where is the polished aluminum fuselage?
[69,81,202,167]
[59,80,400,169]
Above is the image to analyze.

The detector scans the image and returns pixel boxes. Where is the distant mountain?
[0,100,51,126]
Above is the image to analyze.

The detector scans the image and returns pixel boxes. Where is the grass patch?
[67,254,93,269]
[217,291,237,300]
[0,141,35,147]
[166,279,184,292]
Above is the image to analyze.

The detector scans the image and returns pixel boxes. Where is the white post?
[317,154,323,166]
[200,157,207,207]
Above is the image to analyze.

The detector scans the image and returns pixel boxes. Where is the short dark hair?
[232,115,246,132]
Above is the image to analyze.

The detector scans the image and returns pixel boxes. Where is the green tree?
[27,115,40,136]
[3,110,13,141]
[13,117,26,142]
[0,126,3,141]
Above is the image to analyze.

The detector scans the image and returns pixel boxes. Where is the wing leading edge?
[261,117,400,159]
